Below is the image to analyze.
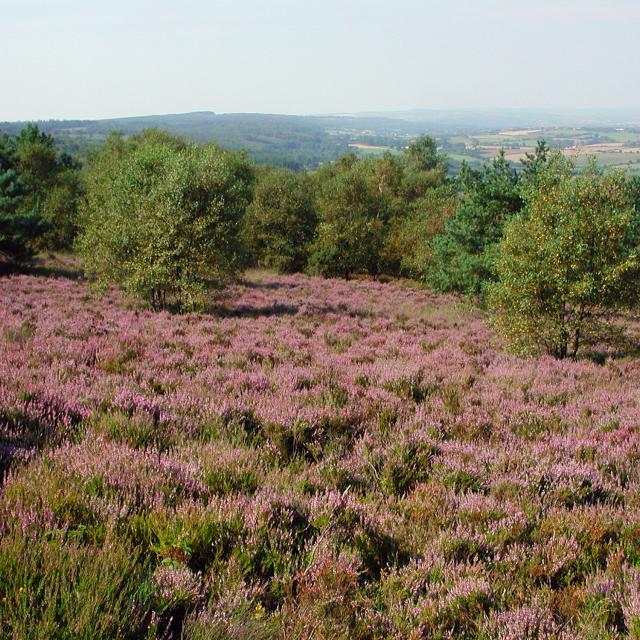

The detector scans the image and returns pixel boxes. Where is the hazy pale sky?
[2,0,639,120]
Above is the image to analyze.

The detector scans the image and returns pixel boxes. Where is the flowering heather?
[2,270,640,638]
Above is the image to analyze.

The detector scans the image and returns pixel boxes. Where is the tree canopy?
[428,151,523,295]
[489,153,640,358]
[243,168,317,273]
[0,130,50,266]
[78,130,254,310]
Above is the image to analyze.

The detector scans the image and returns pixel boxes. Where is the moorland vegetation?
[2,125,640,639]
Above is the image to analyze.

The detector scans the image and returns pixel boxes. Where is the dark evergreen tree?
[0,132,49,266]
[520,140,551,188]
[429,150,522,294]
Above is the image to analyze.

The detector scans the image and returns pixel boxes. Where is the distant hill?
[0,111,428,169]
[2,108,639,170]
[349,108,640,130]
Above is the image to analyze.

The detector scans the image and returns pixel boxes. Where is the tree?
[399,136,448,202]
[429,150,522,294]
[489,154,640,358]
[382,185,458,278]
[404,135,446,173]
[0,208,48,266]
[631,175,640,213]
[520,140,551,188]
[15,124,58,196]
[243,168,317,273]
[38,165,82,251]
[78,130,254,310]
[0,132,49,266]
[0,125,83,255]
[309,155,386,279]
[0,134,23,211]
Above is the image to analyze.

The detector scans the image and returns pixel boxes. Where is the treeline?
[2,126,640,358]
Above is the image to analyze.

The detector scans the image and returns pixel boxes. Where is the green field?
[443,126,640,173]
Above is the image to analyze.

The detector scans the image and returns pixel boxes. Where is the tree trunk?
[571,327,581,359]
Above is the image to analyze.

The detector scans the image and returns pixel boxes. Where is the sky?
[2,0,639,121]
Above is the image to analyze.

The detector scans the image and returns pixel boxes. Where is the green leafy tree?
[38,165,82,250]
[631,175,640,212]
[399,135,449,202]
[309,155,386,279]
[429,150,522,294]
[382,185,458,278]
[0,134,24,211]
[0,125,83,254]
[404,135,447,174]
[371,143,449,276]
[489,154,640,358]
[243,168,317,273]
[0,209,49,266]
[78,130,254,310]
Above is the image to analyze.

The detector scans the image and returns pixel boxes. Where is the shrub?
[309,155,386,278]
[78,131,253,311]
[399,135,449,201]
[0,132,49,266]
[38,165,82,251]
[382,185,458,278]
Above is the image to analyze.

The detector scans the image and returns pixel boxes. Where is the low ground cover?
[2,270,640,638]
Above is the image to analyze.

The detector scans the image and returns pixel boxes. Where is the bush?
[78,131,253,310]
[10,124,81,254]
[398,135,449,201]
[38,165,82,251]
[242,168,316,273]
[489,154,640,358]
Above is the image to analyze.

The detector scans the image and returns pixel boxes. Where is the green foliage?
[489,153,640,358]
[309,155,387,278]
[399,135,449,201]
[14,124,59,196]
[0,132,49,265]
[430,150,523,294]
[308,142,449,279]
[15,125,82,251]
[243,168,317,273]
[382,185,458,278]
[0,531,151,640]
[37,166,82,251]
[0,134,25,211]
[631,175,640,214]
[78,130,254,311]
[520,139,551,189]
[0,125,82,262]
[0,210,49,266]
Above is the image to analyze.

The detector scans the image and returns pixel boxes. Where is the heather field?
[3,270,640,640]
